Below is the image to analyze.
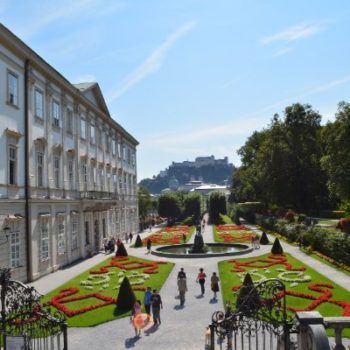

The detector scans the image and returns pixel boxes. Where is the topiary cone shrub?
[116,276,136,310]
[134,234,143,248]
[259,231,270,245]
[236,273,260,315]
[271,237,283,254]
[115,242,128,256]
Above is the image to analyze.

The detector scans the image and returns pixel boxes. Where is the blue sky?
[2,0,350,180]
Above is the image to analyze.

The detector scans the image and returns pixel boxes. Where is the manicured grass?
[42,255,174,327]
[213,224,257,243]
[318,219,338,226]
[139,226,195,246]
[218,253,350,336]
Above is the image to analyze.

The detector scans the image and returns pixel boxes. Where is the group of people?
[103,237,116,253]
[177,267,220,307]
[130,288,163,337]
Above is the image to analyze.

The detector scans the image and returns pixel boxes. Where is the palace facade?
[0,24,138,282]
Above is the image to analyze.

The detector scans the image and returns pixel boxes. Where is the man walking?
[143,287,152,318]
[151,289,163,325]
[177,268,187,306]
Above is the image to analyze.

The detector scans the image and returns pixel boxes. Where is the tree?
[259,231,269,245]
[236,273,260,315]
[183,192,201,222]
[271,238,283,254]
[115,242,128,256]
[134,234,142,248]
[321,102,350,206]
[209,191,227,224]
[116,276,136,310]
[158,192,182,225]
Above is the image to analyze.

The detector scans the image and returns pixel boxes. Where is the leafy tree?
[321,102,350,205]
[209,191,227,224]
[183,192,201,222]
[158,192,182,225]
[236,273,260,315]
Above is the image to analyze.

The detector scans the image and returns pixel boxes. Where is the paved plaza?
[31,223,350,350]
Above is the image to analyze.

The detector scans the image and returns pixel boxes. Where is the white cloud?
[273,47,293,57]
[16,0,124,39]
[261,21,326,45]
[107,21,196,103]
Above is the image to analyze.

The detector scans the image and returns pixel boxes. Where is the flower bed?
[214,224,256,243]
[42,255,174,327]
[141,225,194,246]
[219,253,350,321]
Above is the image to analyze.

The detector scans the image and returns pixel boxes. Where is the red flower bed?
[49,288,116,317]
[217,225,248,231]
[142,226,191,245]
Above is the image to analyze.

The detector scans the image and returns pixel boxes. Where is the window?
[113,172,117,192]
[68,158,74,189]
[91,164,96,187]
[90,124,95,144]
[40,221,49,261]
[100,166,105,188]
[124,173,127,194]
[10,224,20,268]
[107,169,111,190]
[53,155,60,188]
[67,109,73,134]
[127,148,131,164]
[80,119,86,140]
[97,128,102,147]
[35,89,44,119]
[57,219,65,255]
[118,141,121,158]
[122,145,126,161]
[71,219,78,250]
[131,152,136,167]
[7,71,18,106]
[119,172,123,192]
[37,151,44,187]
[112,139,116,155]
[85,221,90,245]
[8,145,17,185]
[81,160,87,186]
[105,135,110,153]
[52,100,60,127]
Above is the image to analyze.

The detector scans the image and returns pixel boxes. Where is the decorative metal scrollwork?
[211,279,296,340]
[0,268,67,339]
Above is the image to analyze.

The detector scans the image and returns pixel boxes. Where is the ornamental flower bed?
[42,255,174,327]
[219,253,350,323]
[214,224,256,243]
[141,225,194,246]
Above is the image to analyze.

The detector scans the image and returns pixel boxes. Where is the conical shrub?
[259,231,269,245]
[236,273,260,315]
[115,242,128,256]
[271,237,283,254]
[134,234,143,248]
[116,276,136,310]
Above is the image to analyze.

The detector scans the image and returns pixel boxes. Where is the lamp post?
[0,226,10,245]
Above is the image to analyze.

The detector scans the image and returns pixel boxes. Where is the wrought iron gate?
[0,268,67,350]
[210,278,297,350]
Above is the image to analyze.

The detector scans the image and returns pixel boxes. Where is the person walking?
[151,289,163,325]
[177,268,187,306]
[143,287,152,318]
[130,300,142,337]
[129,232,133,244]
[146,238,152,254]
[196,268,207,295]
[124,232,129,244]
[211,272,220,299]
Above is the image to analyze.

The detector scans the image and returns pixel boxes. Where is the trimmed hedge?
[134,234,143,248]
[236,202,264,224]
[116,277,136,310]
[271,238,283,254]
[259,231,269,245]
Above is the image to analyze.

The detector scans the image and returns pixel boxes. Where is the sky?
[2,0,350,180]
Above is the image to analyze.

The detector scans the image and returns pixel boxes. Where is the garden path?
[30,222,350,349]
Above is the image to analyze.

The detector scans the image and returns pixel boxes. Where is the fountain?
[151,229,253,259]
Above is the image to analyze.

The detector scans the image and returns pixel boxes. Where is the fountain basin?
[151,243,253,258]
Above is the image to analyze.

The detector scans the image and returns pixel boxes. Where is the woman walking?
[196,268,207,295]
[211,272,220,299]
[146,238,152,254]
[130,300,142,337]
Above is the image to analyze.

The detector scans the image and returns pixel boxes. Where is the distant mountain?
[139,155,234,194]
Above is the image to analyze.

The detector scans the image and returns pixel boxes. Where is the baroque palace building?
[0,24,139,282]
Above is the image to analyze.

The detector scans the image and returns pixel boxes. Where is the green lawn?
[218,253,350,336]
[42,255,174,327]
[213,225,257,243]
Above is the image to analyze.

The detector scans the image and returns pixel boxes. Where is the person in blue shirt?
[143,287,152,317]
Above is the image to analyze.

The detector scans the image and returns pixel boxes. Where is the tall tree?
[183,192,201,221]
[209,191,227,224]
[138,186,152,220]
[158,192,182,225]
[321,101,350,205]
